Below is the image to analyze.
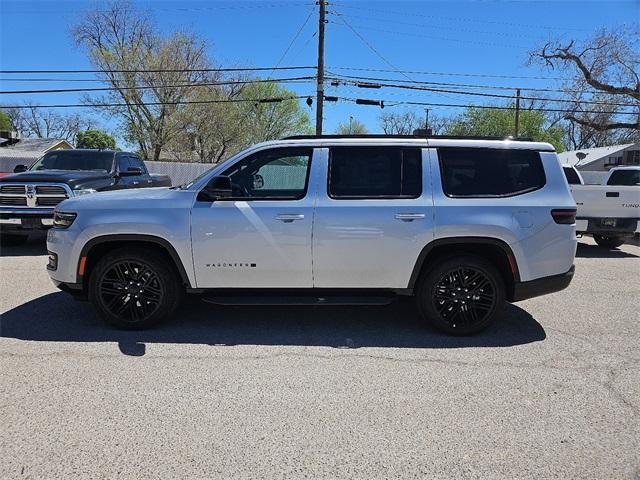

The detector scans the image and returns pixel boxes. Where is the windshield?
[30,150,114,172]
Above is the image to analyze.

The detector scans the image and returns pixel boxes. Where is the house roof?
[0,138,73,172]
[557,143,635,167]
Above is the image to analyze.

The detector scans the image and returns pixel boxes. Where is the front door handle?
[276,214,305,223]
[395,213,425,222]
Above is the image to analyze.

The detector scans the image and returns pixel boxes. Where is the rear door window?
[438,148,546,197]
[328,146,422,199]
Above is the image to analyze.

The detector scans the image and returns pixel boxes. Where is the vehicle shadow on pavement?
[575,242,638,259]
[0,234,48,257]
[1,293,546,355]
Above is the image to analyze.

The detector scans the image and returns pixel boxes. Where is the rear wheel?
[0,233,29,247]
[88,247,183,329]
[593,235,626,249]
[416,255,505,335]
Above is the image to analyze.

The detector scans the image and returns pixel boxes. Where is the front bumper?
[0,209,55,231]
[511,265,575,302]
[51,279,87,300]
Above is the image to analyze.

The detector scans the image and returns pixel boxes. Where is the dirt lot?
[1,236,638,479]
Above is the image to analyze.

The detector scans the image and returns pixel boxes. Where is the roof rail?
[282,134,534,141]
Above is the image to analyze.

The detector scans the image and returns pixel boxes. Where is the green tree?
[0,111,13,131]
[446,106,565,152]
[335,117,368,134]
[76,129,116,149]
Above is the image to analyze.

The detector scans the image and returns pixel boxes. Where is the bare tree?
[530,27,639,143]
[379,110,450,135]
[72,1,211,160]
[2,104,94,143]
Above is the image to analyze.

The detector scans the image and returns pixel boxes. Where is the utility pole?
[315,0,326,135]
[514,88,521,137]
[424,108,430,130]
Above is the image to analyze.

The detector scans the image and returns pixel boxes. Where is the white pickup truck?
[563,166,640,248]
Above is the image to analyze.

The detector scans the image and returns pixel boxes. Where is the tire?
[593,235,626,249]
[416,255,506,335]
[0,233,29,247]
[88,247,184,329]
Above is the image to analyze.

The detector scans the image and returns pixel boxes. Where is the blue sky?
[1,0,638,143]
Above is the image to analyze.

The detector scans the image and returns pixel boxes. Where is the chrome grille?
[0,185,25,194]
[0,197,27,206]
[37,197,66,207]
[0,183,71,209]
[36,185,67,195]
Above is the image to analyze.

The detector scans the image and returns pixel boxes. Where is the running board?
[202,295,395,306]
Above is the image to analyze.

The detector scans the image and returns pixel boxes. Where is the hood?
[59,186,178,210]
[0,170,112,189]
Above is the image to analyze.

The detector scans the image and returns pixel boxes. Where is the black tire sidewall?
[417,255,506,335]
[593,235,625,248]
[88,248,182,329]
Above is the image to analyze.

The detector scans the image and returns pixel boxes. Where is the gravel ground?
[1,235,638,479]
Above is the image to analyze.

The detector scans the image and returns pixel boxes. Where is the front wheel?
[88,248,184,329]
[416,256,505,335]
[593,235,626,249]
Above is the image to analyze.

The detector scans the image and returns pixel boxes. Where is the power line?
[3,2,315,15]
[328,77,638,108]
[329,20,529,49]
[270,8,316,76]
[329,66,566,81]
[0,66,317,74]
[334,96,637,116]
[325,72,594,95]
[1,96,309,110]
[329,2,592,32]
[0,77,317,95]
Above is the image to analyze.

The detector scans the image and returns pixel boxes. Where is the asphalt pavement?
[1,235,638,479]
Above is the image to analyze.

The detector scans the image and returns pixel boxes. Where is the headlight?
[74,188,97,196]
[53,211,77,229]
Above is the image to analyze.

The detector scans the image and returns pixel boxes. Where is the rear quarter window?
[438,148,546,197]
[563,167,582,185]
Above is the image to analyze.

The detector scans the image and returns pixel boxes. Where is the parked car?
[563,165,640,248]
[47,135,577,335]
[0,149,171,245]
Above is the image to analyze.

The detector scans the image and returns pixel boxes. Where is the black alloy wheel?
[432,267,495,328]
[89,247,183,329]
[98,260,164,322]
[417,255,505,335]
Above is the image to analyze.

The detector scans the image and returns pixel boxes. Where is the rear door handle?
[275,214,305,223]
[395,213,425,222]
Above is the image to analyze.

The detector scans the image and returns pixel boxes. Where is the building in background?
[558,143,639,171]
[0,132,73,174]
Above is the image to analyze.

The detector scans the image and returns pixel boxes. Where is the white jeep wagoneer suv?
[46,135,577,335]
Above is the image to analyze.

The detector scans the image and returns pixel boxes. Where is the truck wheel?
[593,235,626,249]
[416,255,505,335]
[88,247,184,329]
[0,233,29,247]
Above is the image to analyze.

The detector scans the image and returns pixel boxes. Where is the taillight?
[551,209,577,224]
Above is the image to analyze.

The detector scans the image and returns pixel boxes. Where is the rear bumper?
[511,265,574,302]
[576,217,639,235]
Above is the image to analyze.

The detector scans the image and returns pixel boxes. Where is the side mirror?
[197,175,233,202]
[119,166,143,176]
[13,164,28,173]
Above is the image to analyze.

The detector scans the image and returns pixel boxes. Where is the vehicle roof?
[608,166,640,171]
[256,136,556,152]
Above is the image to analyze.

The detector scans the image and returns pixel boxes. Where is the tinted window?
[438,148,545,197]
[31,151,114,172]
[563,167,581,185]
[118,155,146,174]
[329,147,422,198]
[222,147,312,199]
[606,170,640,186]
